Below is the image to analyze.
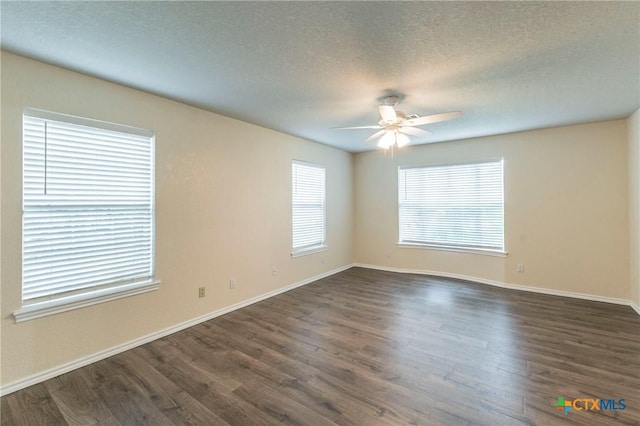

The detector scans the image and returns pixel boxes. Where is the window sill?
[291,245,328,258]
[397,242,508,257]
[13,280,160,323]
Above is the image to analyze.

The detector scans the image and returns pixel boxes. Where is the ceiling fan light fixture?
[333,94,462,151]
[396,132,410,148]
[378,131,395,149]
[377,130,410,149]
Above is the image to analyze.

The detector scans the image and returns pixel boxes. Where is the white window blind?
[22,110,155,309]
[398,159,504,252]
[292,161,326,255]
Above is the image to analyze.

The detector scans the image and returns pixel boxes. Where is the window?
[16,109,156,322]
[291,160,326,256]
[398,159,504,254]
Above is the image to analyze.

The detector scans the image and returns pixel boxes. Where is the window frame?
[397,158,507,257]
[14,108,158,323]
[291,160,327,257]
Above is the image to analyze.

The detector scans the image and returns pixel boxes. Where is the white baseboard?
[631,302,640,316]
[0,264,353,397]
[353,263,636,309]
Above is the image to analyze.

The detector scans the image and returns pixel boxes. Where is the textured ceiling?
[1,1,639,152]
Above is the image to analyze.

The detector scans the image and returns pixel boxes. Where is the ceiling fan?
[334,95,462,149]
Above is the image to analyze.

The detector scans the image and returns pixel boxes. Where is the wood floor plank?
[111,350,231,425]
[44,371,116,425]
[2,383,67,425]
[89,361,175,426]
[190,324,402,426]
[2,267,639,425]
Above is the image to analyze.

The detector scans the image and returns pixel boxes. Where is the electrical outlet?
[321,255,325,264]
[198,286,206,298]
[230,278,237,289]
[271,265,277,276]
[517,264,524,273]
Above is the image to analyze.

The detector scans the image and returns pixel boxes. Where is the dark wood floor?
[2,267,639,425]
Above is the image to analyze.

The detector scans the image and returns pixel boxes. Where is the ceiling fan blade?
[404,111,462,127]
[398,127,432,137]
[378,105,397,122]
[365,129,386,142]
[332,125,383,130]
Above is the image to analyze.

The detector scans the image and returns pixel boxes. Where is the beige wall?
[629,109,640,310]
[0,52,354,387]
[354,120,630,300]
